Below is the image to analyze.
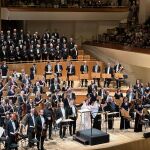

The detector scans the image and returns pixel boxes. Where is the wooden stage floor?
[1,118,149,150]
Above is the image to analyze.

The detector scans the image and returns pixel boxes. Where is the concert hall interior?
[0,0,150,150]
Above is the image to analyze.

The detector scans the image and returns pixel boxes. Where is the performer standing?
[35,109,47,150]
[134,100,143,132]
[68,100,77,135]
[0,61,9,78]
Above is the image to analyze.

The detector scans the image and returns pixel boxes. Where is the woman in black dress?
[120,97,130,130]
[134,100,143,132]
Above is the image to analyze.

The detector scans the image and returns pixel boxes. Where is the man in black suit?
[0,46,8,61]
[114,61,123,88]
[88,81,97,94]
[34,44,41,60]
[70,44,78,60]
[44,103,53,140]
[92,61,101,87]
[66,87,76,101]
[56,102,68,139]
[0,61,9,78]
[68,100,77,135]
[67,38,75,55]
[24,108,36,148]
[6,113,19,150]
[30,64,37,80]
[35,109,47,150]
[42,43,49,60]
[80,61,88,87]
[54,61,63,77]
[51,91,62,107]
[66,61,75,87]
[50,80,61,93]
[104,63,113,88]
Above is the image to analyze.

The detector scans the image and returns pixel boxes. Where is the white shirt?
[71,105,76,117]
[40,116,45,128]
[11,120,16,132]
[95,65,98,72]
[31,114,35,126]
[107,67,110,74]
[61,108,66,119]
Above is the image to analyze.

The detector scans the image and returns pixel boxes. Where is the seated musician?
[56,102,68,139]
[33,82,43,94]
[50,73,60,85]
[26,98,34,114]
[98,87,107,103]
[80,61,88,87]
[24,108,36,148]
[126,87,135,103]
[68,100,77,135]
[51,91,62,107]
[120,97,130,130]
[66,87,76,101]
[134,100,143,132]
[35,109,47,150]
[92,61,101,87]
[114,61,124,89]
[6,113,19,150]
[18,91,25,117]
[104,63,113,88]
[50,80,61,93]
[54,61,63,77]
[7,86,16,104]
[66,61,75,87]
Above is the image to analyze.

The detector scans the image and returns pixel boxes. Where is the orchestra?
[0,60,149,150]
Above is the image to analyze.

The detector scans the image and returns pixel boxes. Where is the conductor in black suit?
[92,61,101,87]
[54,61,63,77]
[104,63,113,88]
[80,61,88,87]
[56,102,68,139]
[66,61,75,87]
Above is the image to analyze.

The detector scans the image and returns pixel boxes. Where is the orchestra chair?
[77,55,84,61]
[79,73,89,87]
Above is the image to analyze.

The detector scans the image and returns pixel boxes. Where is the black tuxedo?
[42,47,49,60]
[35,115,47,150]
[51,94,61,107]
[62,48,69,60]
[50,83,60,93]
[30,66,36,80]
[68,105,77,135]
[1,64,8,76]
[25,113,36,147]
[104,67,113,87]
[92,65,101,86]
[54,64,63,77]
[66,65,75,87]
[80,65,88,87]
[0,50,8,61]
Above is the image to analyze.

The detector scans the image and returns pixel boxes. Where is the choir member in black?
[68,38,75,54]
[62,44,69,60]
[66,61,75,87]
[55,46,62,60]
[0,61,8,78]
[15,47,22,62]
[54,61,63,77]
[35,109,47,150]
[22,45,28,61]
[56,102,68,139]
[114,89,123,99]
[34,44,41,60]
[68,100,77,135]
[6,113,19,150]
[92,61,101,87]
[104,63,113,88]
[24,108,36,148]
[0,100,6,127]
[49,44,55,60]
[114,61,123,88]
[80,61,88,87]
[91,101,102,130]
[28,45,35,61]
[44,103,53,140]
[70,44,78,60]
[134,100,143,132]
[9,46,15,62]
[103,97,116,130]
[0,46,8,61]
[120,97,130,130]
[42,43,49,60]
